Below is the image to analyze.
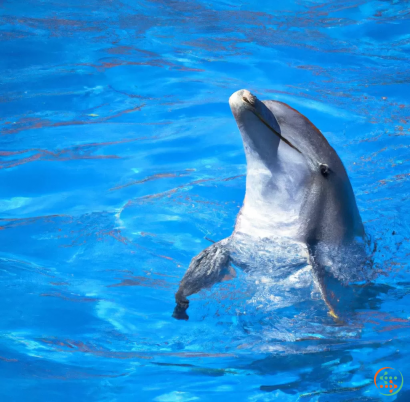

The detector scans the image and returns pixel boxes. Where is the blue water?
[1,0,410,400]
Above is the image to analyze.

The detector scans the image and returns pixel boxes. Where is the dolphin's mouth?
[242,93,302,155]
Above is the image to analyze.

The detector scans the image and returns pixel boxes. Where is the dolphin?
[173,89,366,320]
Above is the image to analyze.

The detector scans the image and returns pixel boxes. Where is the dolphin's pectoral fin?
[172,239,231,320]
[312,265,340,321]
[173,290,190,321]
[307,250,343,322]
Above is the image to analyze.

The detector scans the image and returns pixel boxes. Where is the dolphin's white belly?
[235,203,301,239]
[234,146,310,240]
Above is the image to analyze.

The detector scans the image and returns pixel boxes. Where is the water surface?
[1,0,410,400]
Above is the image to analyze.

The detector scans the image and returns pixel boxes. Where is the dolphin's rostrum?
[173,89,366,321]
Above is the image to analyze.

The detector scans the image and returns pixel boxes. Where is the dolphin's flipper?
[307,249,341,321]
[173,238,232,320]
[311,263,340,320]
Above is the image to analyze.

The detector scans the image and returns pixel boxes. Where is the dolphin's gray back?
[263,100,364,245]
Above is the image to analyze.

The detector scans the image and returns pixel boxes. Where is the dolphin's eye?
[320,163,329,177]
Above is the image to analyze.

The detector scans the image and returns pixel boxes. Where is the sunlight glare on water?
[0,0,410,400]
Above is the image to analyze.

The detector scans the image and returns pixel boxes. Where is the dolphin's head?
[229,89,334,173]
[229,89,364,244]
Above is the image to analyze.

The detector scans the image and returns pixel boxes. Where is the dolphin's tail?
[173,238,233,320]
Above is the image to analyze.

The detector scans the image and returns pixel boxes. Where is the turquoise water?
[1,0,410,400]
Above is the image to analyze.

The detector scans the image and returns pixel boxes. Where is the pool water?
[1,0,410,400]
